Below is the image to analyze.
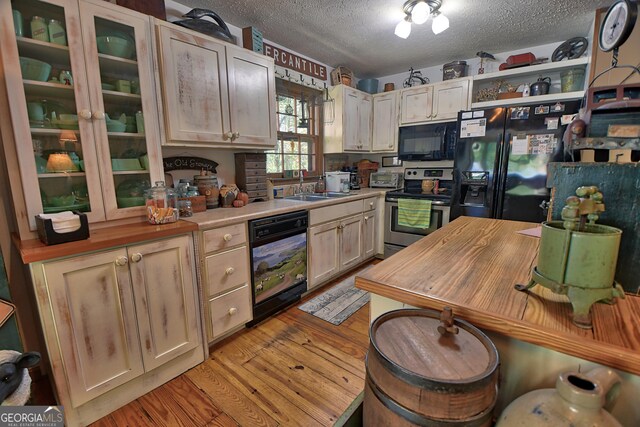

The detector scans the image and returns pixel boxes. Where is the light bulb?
[432,12,449,35]
[411,2,430,25]
[395,17,412,39]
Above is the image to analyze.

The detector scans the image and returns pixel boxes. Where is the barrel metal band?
[366,374,495,427]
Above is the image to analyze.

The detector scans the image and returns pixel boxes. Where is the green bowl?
[117,196,145,208]
[96,36,134,59]
[106,120,126,132]
[19,57,51,81]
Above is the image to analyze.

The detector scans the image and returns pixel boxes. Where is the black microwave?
[398,122,457,161]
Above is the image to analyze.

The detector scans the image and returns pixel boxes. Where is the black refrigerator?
[451,100,580,223]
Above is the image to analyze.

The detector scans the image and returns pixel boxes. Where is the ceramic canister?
[194,173,219,208]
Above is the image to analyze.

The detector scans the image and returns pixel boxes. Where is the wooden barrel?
[364,309,499,426]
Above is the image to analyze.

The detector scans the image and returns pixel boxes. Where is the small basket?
[331,66,354,87]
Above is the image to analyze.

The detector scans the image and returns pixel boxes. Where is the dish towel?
[398,198,432,229]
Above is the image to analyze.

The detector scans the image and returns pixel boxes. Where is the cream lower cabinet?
[309,198,381,290]
[363,211,376,259]
[155,21,276,148]
[31,234,203,426]
[200,223,252,342]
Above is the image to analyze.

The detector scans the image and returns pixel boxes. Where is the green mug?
[27,101,47,121]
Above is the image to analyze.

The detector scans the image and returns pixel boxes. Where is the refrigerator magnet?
[512,135,529,155]
[545,117,559,130]
[561,114,577,125]
[510,107,530,120]
[535,105,550,115]
[551,102,565,112]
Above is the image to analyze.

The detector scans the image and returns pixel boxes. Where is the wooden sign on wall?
[163,156,218,173]
[263,43,327,80]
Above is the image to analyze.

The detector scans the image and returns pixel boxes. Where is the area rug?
[298,267,371,325]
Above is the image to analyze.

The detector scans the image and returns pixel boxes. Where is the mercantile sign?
[263,43,327,80]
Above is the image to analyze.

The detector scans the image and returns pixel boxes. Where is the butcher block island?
[355,216,640,425]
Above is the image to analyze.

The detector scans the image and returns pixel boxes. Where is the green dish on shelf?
[112,158,143,171]
[117,196,145,208]
[20,57,51,81]
[43,203,89,213]
[96,36,135,59]
[101,82,116,91]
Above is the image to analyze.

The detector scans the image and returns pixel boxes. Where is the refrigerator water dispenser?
[460,171,489,206]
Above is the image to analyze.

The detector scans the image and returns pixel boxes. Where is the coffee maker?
[349,171,360,190]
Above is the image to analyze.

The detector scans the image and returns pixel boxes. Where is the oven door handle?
[386,197,449,206]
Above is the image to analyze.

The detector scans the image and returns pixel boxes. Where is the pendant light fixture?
[394,0,449,38]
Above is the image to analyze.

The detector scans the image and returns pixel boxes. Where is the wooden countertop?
[355,216,640,376]
[13,220,198,264]
[14,189,388,263]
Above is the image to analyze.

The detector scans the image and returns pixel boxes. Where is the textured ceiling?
[177,0,611,78]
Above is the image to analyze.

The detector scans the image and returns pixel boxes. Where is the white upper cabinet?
[400,78,471,125]
[155,21,276,148]
[372,92,399,152]
[324,84,372,153]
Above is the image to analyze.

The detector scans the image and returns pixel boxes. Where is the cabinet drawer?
[310,200,363,225]
[244,183,267,191]
[209,285,252,339]
[245,176,265,184]
[363,197,377,212]
[244,161,266,169]
[203,223,247,253]
[245,169,266,177]
[204,246,249,296]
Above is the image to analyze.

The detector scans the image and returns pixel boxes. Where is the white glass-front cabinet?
[1,0,162,233]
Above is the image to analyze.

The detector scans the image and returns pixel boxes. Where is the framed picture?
[382,156,402,167]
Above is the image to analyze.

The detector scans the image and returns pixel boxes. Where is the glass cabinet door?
[8,0,106,229]
[79,0,163,220]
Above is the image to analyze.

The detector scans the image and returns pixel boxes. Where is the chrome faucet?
[298,169,304,194]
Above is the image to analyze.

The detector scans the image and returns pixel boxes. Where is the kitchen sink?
[322,192,351,197]
[284,194,330,202]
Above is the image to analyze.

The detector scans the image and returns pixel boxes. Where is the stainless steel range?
[384,168,453,258]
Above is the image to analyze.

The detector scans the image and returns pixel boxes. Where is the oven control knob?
[412,171,417,175]
[228,307,238,316]
[225,267,234,275]
[223,233,232,242]
[295,220,301,227]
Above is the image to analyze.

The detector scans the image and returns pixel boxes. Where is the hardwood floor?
[90,264,372,427]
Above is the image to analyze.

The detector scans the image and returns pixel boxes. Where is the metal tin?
[442,61,467,80]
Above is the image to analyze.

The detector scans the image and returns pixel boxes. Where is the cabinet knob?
[130,253,143,263]
[364,216,370,221]
[225,267,235,275]
[338,224,344,230]
[369,202,374,208]
[228,307,238,316]
[78,109,92,120]
[433,113,438,118]
[115,256,128,266]
[224,132,234,140]
[233,132,240,140]
[223,233,233,242]
[93,111,105,120]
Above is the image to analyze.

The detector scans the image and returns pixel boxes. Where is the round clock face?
[599,0,638,52]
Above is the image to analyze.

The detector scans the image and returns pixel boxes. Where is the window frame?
[268,80,323,178]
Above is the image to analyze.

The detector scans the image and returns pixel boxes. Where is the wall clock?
[598,0,638,52]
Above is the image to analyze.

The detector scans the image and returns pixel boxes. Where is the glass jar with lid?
[30,16,49,42]
[145,181,178,224]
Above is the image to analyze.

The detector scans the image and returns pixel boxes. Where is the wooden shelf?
[31,128,78,136]
[23,80,75,99]
[17,36,70,67]
[98,53,138,76]
[37,172,85,178]
[102,89,141,104]
[107,132,145,139]
[112,170,149,175]
[471,91,585,109]
[473,57,589,82]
